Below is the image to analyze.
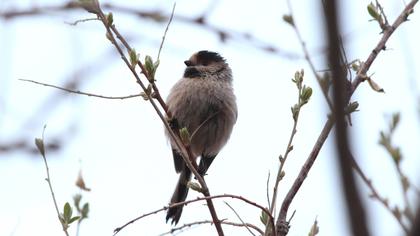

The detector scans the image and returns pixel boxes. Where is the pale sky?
[1,0,420,236]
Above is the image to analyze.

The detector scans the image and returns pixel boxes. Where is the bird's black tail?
[166,166,191,225]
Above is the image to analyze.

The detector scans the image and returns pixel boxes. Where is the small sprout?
[367,2,380,21]
[106,12,114,27]
[346,101,359,114]
[291,104,300,121]
[35,138,45,157]
[105,31,113,42]
[367,77,385,93]
[279,171,285,180]
[351,61,360,72]
[179,127,191,146]
[60,202,80,230]
[144,55,159,82]
[77,0,101,14]
[81,203,90,220]
[187,181,203,193]
[139,84,153,101]
[292,70,304,88]
[390,147,401,164]
[320,72,331,93]
[401,175,409,193]
[390,112,400,132]
[308,217,319,236]
[392,206,401,220]
[129,48,139,68]
[300,85,313,105]
[260,210,269,225]
[287,145,294,154]
[282,14,294,26]
[73,194,82,211]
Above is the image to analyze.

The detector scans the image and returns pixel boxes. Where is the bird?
[164,50,237,225]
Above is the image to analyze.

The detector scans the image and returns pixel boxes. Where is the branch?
[158,220,264,236]
[0,1,300,59]
[35,126,69,236]
[113,193,273,236]
[350,152,410,234]
[19,79,142,100]
[324,0,369,235]
[276,2,418,234]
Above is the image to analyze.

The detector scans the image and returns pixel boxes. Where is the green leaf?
[68,216,81,224]
[260,210,268,225]
[63,202,72,221]
[73,194,82,211]
[81,203,90,219]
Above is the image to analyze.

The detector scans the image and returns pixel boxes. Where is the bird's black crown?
[196,50,225,64]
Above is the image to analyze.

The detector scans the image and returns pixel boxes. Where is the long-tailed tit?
[165,50,237,224]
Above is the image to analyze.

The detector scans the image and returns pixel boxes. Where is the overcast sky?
[1,0,420,236]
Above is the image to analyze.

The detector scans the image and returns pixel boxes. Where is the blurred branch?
[0,1,300,59]
[324,0,369,235]
[19,79,142,100]
[275,1,418,235]
[350,151,410,234]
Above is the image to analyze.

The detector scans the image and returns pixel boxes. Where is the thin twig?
[37,126,70,236]
[19,79,141,100]
[158,219,264,236]
[269,80,301,217]
[156,3,175,62]
[224,202,256,236]
[350,152,410,234]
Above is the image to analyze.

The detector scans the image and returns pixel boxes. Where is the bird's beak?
[184,60,193,67]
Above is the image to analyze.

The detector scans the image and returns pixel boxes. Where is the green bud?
[300,85,312,105]
[346,101,359,114]
[35,138,45,157]
[129,48,139,68]
[106,12,114,27]
[282,14,294,26]
[367,2,380,21]
[139,84,152,101]
[179,127,191,146]
[77,0,100,14]
[188,181,203,193]
[260,210,268,225]
[291,104,300,121]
